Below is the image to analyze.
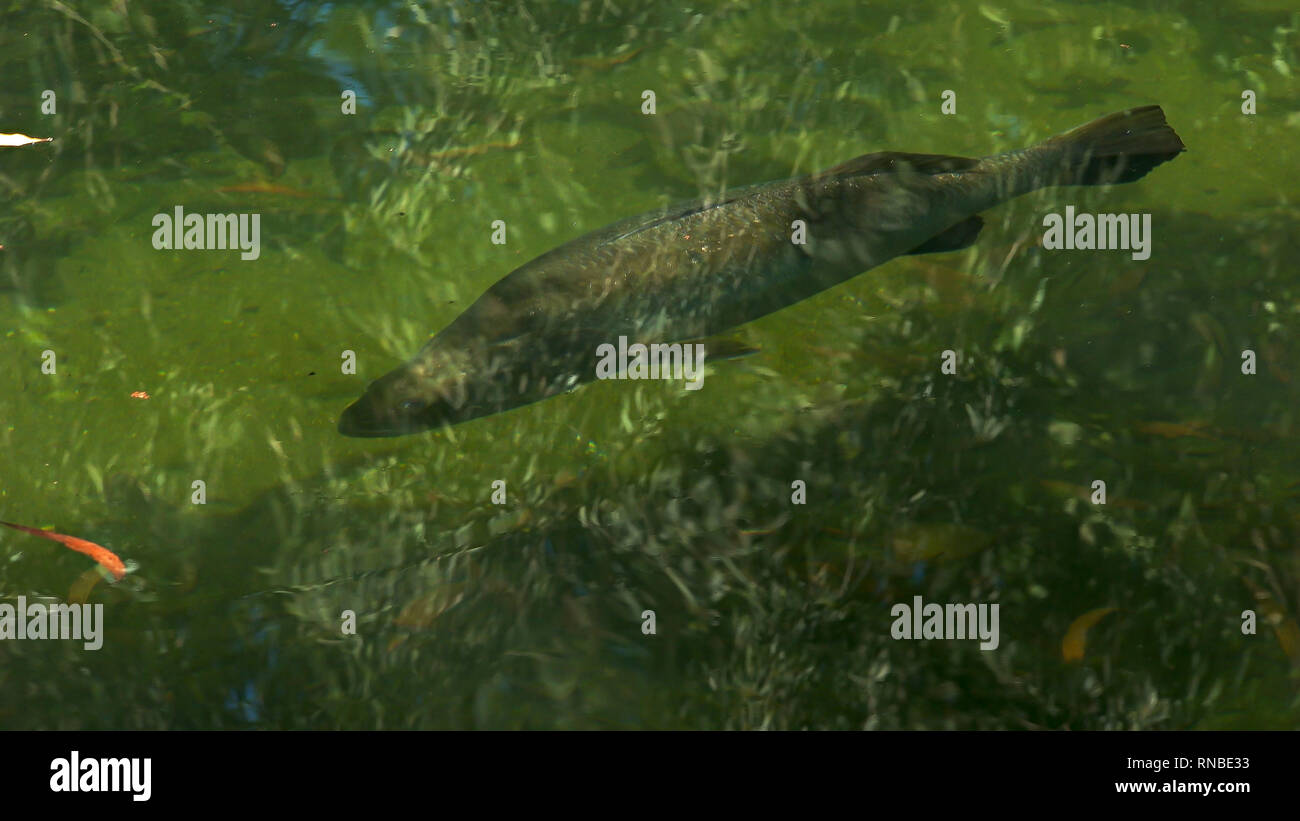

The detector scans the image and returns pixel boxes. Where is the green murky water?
[1,0,1297,728]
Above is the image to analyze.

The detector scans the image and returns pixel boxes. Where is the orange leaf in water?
[1062,607,1118,662]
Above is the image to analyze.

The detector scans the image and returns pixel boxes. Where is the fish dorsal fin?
[599,151,977,245]
[820,151,978,179]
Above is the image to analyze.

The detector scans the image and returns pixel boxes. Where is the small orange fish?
[0,521,127,581]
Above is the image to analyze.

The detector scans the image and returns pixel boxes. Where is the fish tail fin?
[1048,105,1185,185]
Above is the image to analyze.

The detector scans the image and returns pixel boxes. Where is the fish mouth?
[336,364,448,438]
[337,403,394,437]
[337,396,429,438]
[337,410,400,438]
[336,359,517,437]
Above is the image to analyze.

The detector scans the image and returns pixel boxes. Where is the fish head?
[338,296,594,437]
[337,360,478,438]
[337,336,561,437]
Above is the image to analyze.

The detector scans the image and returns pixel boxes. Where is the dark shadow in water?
[5,205,1296,729]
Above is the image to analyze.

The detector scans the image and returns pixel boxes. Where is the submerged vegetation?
[0,0,1298,728]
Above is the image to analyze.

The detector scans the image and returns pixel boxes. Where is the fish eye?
[399,397,427,413]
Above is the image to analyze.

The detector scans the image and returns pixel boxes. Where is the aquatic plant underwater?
[0,0,1297,728]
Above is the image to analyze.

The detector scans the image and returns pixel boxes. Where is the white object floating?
[0,132,53,147]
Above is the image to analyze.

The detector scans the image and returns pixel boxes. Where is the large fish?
[339,106,1184,437]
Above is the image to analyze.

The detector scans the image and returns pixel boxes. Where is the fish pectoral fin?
[905,215,985,255]
[685,336,761,362]
[821,151,978,179]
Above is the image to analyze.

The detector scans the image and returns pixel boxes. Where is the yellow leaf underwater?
[1062,607,1118,662]
[890,523,992,564]
[67,567,106,604]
